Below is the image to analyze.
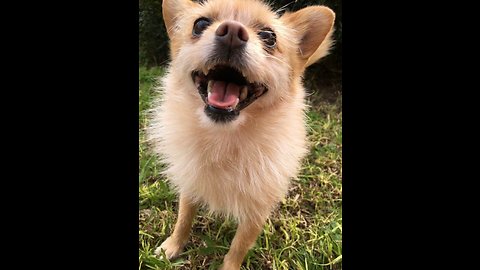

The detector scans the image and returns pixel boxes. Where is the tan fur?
[148,0,335,268]
[158,195,198,259]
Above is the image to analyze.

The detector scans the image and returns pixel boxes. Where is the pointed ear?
[281,6,335,68]
[162,0,196,39]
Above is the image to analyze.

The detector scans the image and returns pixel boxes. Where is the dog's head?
[162,0,335,124]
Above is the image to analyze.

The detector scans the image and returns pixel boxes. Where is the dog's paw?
[154,237,184,260]
[218,260,240,270]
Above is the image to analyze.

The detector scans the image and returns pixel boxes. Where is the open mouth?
[192,65,268,122]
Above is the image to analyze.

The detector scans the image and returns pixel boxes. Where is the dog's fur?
[147,0,335,269]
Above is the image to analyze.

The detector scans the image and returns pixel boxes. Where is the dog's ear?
[281,6,335,68]
[162,0,196,39]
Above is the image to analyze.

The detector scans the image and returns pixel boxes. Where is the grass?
[139,66,342,270]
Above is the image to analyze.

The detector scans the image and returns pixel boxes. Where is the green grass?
[139,66,342,270]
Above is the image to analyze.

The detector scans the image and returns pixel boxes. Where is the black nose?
[215,21,249,49]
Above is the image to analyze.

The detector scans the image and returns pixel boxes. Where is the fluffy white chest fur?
[149,72,308,224]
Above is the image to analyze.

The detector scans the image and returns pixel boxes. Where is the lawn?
[139,66,342,270]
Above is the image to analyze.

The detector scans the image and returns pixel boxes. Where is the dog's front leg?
[220,218,265,270]
[155,194,198,259]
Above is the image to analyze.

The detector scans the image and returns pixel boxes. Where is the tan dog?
[148,0,335,269]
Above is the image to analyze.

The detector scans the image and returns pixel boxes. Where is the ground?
[139,66,342,270]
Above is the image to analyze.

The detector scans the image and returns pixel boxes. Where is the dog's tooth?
[240,86,248,101]
[207,80,214,93]
[202,66,209,75]
[195,76,203,87]
[233,98,240,109]
[207,91,212,100]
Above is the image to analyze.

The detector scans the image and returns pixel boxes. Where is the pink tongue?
[207,81,240,109]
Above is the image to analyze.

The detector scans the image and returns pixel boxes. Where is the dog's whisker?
[264,54,290,68]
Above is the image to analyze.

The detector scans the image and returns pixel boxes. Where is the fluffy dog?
[148,0,335,269]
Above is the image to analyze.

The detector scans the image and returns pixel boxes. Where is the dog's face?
[163,0,335,124]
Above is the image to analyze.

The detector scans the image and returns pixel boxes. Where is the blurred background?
[139,0,342,101]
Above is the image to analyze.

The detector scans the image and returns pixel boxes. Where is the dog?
[147,0,335,269]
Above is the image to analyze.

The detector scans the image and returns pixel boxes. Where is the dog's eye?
[193,17,212,37]
[258,28,276,49]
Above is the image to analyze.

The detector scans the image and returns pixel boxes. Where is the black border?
[343,1,475,268]
[6,0,139,267]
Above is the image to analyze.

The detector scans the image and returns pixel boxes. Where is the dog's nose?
[215,21,249,48]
